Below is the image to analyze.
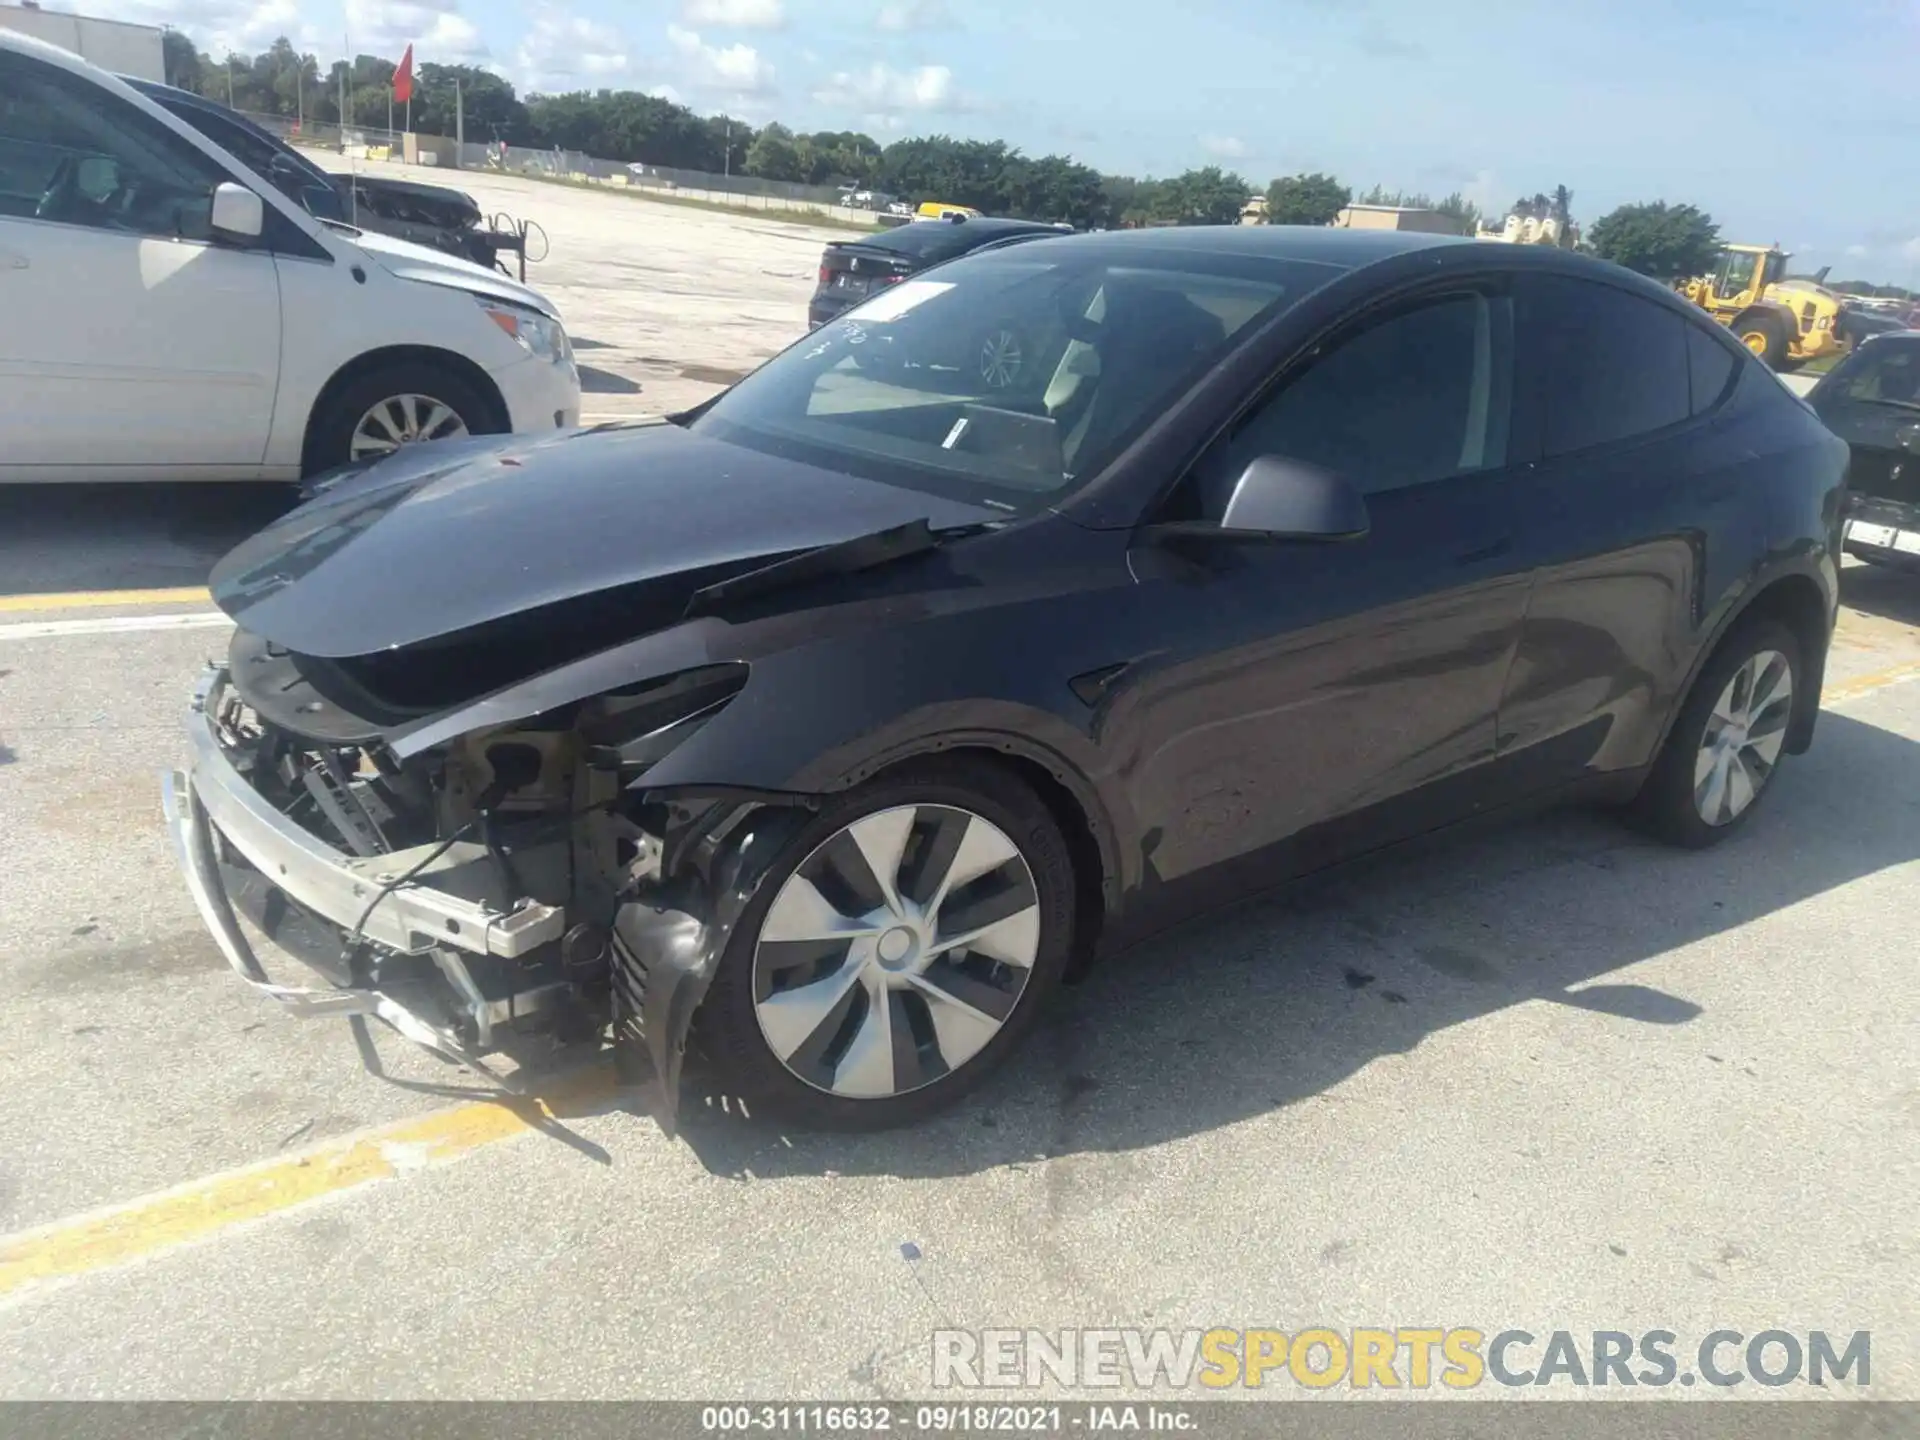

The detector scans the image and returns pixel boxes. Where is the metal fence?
[240,111,855,210]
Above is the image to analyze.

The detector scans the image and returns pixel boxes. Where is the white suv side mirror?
[210,182,264,242]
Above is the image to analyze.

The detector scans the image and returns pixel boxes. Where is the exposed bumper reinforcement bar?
[161,665,572,1086]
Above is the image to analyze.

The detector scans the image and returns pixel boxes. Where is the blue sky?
[99,0,1920,281]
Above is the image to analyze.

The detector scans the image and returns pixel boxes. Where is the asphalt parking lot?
[0,183,1916,1401]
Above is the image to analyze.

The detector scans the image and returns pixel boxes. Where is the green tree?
[161,30,205,91]
[412,63,528,142]
[1151,166,1252,226]
[745,122,805,180]
[1587,201,1721,280]
[1265,171,1349,226]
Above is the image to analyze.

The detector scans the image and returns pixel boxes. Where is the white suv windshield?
[689,243,1340,511]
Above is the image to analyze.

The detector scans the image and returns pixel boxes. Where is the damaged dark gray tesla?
[165,227,1844,1132]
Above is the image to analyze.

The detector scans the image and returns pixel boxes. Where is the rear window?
[1686,323,1739,415]
[860,223,1045,265]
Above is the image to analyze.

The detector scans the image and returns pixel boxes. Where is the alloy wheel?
[978,329,1023,389]
[1693,648,1792,826]
[350,394,470,460]
[751,804,1042,1099]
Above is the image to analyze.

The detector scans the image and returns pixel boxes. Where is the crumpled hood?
[208,422,1000,660]
[344,225,558,317]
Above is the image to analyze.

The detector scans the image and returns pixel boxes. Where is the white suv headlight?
[479,297,571,365]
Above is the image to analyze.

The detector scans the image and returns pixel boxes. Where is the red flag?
[393,44,414,104]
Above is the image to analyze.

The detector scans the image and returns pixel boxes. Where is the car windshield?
[688,243,1339,511]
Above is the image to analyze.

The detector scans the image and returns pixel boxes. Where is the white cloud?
[1200,134,1249,160]
[345,0,488,64]
[812,62,959,118]
[513,3,637,92]
[680,0,785,28]
[1846,244,1871,258]
[877,0,957,30]
[666,24,776,95]
[102,0,329,59]
[1903,237,1920,263]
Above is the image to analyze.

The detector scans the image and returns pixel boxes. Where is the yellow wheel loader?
[1680,244,1882,371]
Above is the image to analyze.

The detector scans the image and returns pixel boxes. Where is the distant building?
[0,1,165,79]
[1333,203,1470,237]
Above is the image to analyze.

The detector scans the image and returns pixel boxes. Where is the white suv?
[0,31,581,484]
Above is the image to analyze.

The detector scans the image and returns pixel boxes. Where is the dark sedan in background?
[1807,331,1920,569]
[169,228,1844,1134]
[809,215,1071,328]
[121,77,507,270]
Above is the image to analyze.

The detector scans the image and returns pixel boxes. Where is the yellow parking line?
[0,587,212,614]
[1824,661,1920,706]
[0,1064,619,1301]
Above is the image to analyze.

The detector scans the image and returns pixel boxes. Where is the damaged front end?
[162,636,806,1133]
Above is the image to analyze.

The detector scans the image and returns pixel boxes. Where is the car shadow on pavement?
[1841,561,1920,627]
[0,483,297,596]
[668,708,1919,1178]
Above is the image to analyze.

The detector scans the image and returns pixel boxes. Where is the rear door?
[0,50,282,478]
[1491,274,1754,792]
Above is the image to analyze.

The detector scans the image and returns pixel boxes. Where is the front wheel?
[1630,619,1801,847]
[697,760,1077,1131]
[1733,317,1789,369]
[303,361,501,477]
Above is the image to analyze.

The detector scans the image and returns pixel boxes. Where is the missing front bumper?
[161,665,575,1086]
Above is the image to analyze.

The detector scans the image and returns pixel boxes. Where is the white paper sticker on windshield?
[851,279,954,323]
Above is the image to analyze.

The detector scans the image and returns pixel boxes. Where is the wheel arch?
[301,345,510,474]
[830,731,1126,975]
[1730,301,1796,338]
[1659,568,1834,763]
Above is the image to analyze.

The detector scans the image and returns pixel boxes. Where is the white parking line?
[0,612,233,642]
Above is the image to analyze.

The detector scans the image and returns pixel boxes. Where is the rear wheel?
[697,760,1076,1131]
[1733,315,1789,369]
[303,361,502,478]
[1630,619,1800,847]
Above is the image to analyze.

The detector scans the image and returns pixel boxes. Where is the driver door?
[1114,281,1536,915]
[0,51,281,478]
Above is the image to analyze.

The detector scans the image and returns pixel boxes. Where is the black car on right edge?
[1806,331,1920,569]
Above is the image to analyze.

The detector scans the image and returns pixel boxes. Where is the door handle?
[1455,536,1513,566]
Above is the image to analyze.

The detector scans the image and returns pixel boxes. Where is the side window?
[165,103,279,181]
[1196,290,1513,507]
[1840,343,1920,404]
[1686,323,1739,416]
[0,53,232,241]
[1531,276,1690,457]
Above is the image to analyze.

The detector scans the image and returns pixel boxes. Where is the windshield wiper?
[1859,396,1920,413]
[681,518,992,620]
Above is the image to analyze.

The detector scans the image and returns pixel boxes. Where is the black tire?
[1629,618,1802,848]
[1733,316,1789,370]
[302,361,502,478]
[696,759,1077,1131]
